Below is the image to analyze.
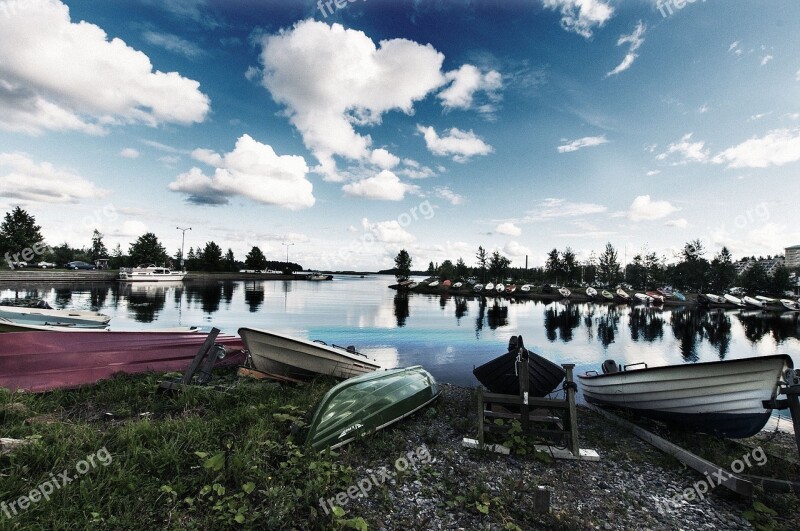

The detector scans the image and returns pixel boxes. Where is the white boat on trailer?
[579,354,793,438]
[239,328,381,380]
[119,264,187,282]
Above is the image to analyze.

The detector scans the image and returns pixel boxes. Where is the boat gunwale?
[578,354,793,381]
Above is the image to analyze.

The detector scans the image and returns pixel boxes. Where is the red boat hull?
[0,331,244,392]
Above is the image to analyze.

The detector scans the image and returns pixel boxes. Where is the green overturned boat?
[306,366,440,451]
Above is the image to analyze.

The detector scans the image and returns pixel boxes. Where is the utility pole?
[282,242,294,273]
[176,227,191,271]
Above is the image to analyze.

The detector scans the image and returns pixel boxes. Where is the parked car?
[36,261,56,268]
[10,261,27,268]
[65,261,96,270]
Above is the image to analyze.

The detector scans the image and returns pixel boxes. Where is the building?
[735,256,785,277]
[786,245,800,269]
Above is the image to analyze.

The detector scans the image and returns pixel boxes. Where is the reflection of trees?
[244,282,265,313]
[393,292,409,327]
[454,297,468,322]
[487,302,508,330]
[54,288,73,309]
[185,282,224,314]
[475,297,487,338]
[701,309,732,360]
[439,294,448,310]
[595,306,620,349]
[544,304,580,343]
[737,311,800,345]
[222,282,236,305]
[124,285,166,323]
[628,307,664,343]
[670,309,702,362]
[88,286,110,311]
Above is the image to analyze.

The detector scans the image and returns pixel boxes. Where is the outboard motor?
[602,359,620,374]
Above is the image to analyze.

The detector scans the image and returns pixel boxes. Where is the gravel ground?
[332,384,799,531]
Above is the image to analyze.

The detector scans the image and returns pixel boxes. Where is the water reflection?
[120,283,168,323]
[702,309,732,360]
[393,292,409,327]
[486,301,508,330]
[454,297,468,322]
[628,306,664,343]
[737,311,800,345]
[544,303,580,342]
[670,308,703,361]
[244,282,265,313]
[185,282,234,314]
[595,305,620,349]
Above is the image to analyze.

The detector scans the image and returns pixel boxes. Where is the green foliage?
[743,500,779,531]
[394,249,412,281]
[90,229,108,260]
[0,206,45,263]
[245,246,268,270]
[201,241,224,272]
[488,251,511,281]
[128,232,168,266]
[597,242,621,286]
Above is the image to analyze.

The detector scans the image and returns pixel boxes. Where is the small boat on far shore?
[558,287,571,298]
[634,293,653,304]
[601,289,614,301]
[0,304,110,328]
[724,294,746,307]
[586,287,598,299]
[473,284,484,292]
[579,354,793,438]
[615,288,631,302]
[698,293,726,305]
[781,299,800,311]
[485,282,495,291]
[743,296,766,309]
[645,291,665,304]
[496,283,505,293]
[239,328,381,380]
[520,284,532,292]
[305,365,440,451]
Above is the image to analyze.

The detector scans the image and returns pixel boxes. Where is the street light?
[282,242,294,273]
[177,227,191,271]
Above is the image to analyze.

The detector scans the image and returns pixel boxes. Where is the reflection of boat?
[579,354,792,438]
[558,287,571,298]
[305,365,440,451]
[586,287,598,298]
[780,299,800,311]
[473,335,565,396]
[0,331,243,392]
[118,264,187,282]
[239,328,380,380]
[0,305,110,327]
[724,294,745,307]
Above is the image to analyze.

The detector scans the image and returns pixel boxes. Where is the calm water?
[3,275,799,388]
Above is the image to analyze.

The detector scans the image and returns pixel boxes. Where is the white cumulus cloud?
[434,187,464,205]
[628,195,678,222]
[495,222,522,236]
[656,133,709,165]
[168,134,314,209]
[370,148,400,170]
[0,152,108,203]
[361,218,415,244]
[438,64,502,114]
[342,170,418,201]
[712,129,800,168]
[256,20,448,180]
[0,0,210,135]
[543,0,614,39]
[417,125,493,162]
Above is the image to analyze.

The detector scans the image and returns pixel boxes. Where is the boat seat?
[602,360,620,374]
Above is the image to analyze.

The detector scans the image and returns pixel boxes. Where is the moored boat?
[443,279,452,288]
[699,293,726,305]
[119,264,187,282]
[473,336,566,396]
[428,280,440,287]
[780,299,800,311]
[0,317,108,333]
[755,295,776,303]
[645,291,665,304]
[520,284,532,292]
[579,354,793,438]
[0,305,110,328]
[0,331,244,392]
[485,282,495,291]
[586,287,598,299]
[743,296,765,309]
[506,284,517,294]
[453,282,463,288]
[615,287,631,302]
[473,284,484,293]
[672,290,686,301]
[634,293,652,303]
[724,294,746,307]
[305,365,440,451]
[601,290,614,301]
[238,328,381,380]
[558,287,571,298]
[496,283,505,293]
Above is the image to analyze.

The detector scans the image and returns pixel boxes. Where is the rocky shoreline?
[332,384,799,530]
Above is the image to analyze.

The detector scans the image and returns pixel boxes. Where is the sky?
[0,0,798,271]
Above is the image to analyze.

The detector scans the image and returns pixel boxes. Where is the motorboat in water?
[305,365,440,451]
[118,264,187,282]
[473,336,566,396]
[0,305,110,328]
[238,328,381,380]
[579,354,793,438]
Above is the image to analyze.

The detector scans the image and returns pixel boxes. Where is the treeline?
[0,207,302,272]
[397,240,797,294]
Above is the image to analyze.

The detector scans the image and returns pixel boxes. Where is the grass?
[0,371,355,530]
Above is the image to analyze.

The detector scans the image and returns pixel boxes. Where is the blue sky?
[0,0,798,270]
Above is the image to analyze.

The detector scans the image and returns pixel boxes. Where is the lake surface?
[3,275,799,427]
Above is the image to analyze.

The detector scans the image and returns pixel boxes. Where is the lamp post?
[282,242,294,273]
[177,227,191,271]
